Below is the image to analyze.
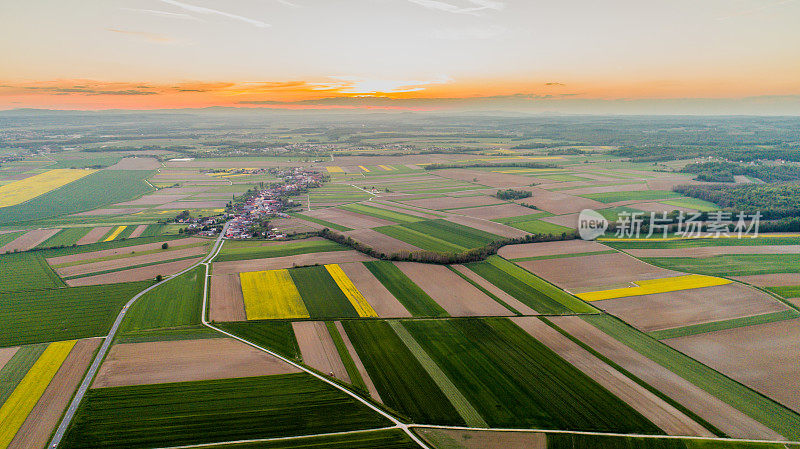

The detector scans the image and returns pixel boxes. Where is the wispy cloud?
[107,28,176,43]
[314,75,452,94]
[716,0,797,20]
[121,8,203,21]
[156,0,270,28]
[429,25,507,40]
[405,0,505,15]
[273,0,300,7]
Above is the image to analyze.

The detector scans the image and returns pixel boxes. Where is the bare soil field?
[665,318,800,413]
[335,321,382,402]
[456,204,542,220]
[565,183,649,195]
[74,207,146,216]
[106,157,161,170]
[628,245,800,258]
[213,250,374,275]
[156,200,227,209]
[395,262,514,316]
[47,237,205,265]
[116,194,190,206]
[416,428,546,449]
[451,265,538,315]
[92,338,299,388]
[443,214,529,239]
[646,176,703,191]
[518,188,606,215]
[540,213,579,229]
[511,317,712,436]
[343,228,421,254]
[210,274,247,322]
[305,208,395,228]
[67,257,202,286]
[56,245,207,278]
[292,321,350,382]
[272,218,324,234]
[127,224,147,239]
[734,273,800,287]
[402,195,504,210]
[517,252,677,292]
[370,200,442,219]
[432,169,536,187]
[154,186,210,194]
[9,338,100,449]
[550,316,782,439]
[0,228,61,252]
[75,226,113,245]
[339,262,411,317]
[498,239,610,259]
[0,346,19,371]
[446,188,497,197]
[594,283,788,332]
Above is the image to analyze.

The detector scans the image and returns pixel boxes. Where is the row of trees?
[496,189,532,200]
[674,183,800,219]
[680,161,800,183]
[424,162,559,170]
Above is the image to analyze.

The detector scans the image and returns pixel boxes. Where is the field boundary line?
[150,426,399,449]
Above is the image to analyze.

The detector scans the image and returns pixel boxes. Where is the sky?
[1,0,799,113]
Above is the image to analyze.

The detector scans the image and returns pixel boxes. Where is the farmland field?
[403,318,661,433]
[119,265,205,332]
[36,227,93,248]
[190,429,421,449]
[0,281,151,346]
[0,169,95,207]
[576,274,731,302]
[216,239,347,262]
[240,269,310,319]
[339,203,424,224]
[290,265,359,318]
[579,190,683,203]
[325,264,378,317]
[0,251,65,293]
[363,261,448,317]
[375,219,502,252]
[342,320,466,425]
[60,373,392,448]
[642,255,800,277]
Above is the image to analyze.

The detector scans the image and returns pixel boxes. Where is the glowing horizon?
[2,0,799,112]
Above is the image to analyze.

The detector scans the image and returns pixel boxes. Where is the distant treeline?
[674,183,800,219]
[496,189,532,200]
[612,147,800,163]
[680,161,800,183]
[424,162,559,170]
[318,228,575,264]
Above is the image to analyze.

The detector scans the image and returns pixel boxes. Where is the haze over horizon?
[2,0,799,114]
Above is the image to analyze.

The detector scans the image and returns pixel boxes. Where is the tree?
[156,274,163,282]
[161,242,169,249]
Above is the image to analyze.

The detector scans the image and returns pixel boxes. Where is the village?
[175,167,326,240]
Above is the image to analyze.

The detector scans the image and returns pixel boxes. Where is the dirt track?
[91,338,299,388]
[549,316,783,439]
[511,317,713,437]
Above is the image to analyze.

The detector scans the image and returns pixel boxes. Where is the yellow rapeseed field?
[325,264,378,317]
[0,340,76,447]
[577,274,731,302]
[240,269,309,319]
[103,225,127,242]
[377,165,393,171]
[0,169,95,208]
[358,165,370,172]
[326,166,344,173]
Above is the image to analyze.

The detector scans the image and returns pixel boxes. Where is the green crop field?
[578,190,683,203]
[468,256,596,314]
[363,261,448,317]
[583,314,800,439]
[339,203,424,224]
[116,326,223,344]
[509,250,618,262]
[604,236,800,249]
[190,429,421,449]
[648,310,800,340]
[289,265,359,318]
[0,281,151,346]
[216,320,302,362]
[216,239,347,262]
[492,211,553,224]
[291,213,353,231]
[375,219,501,253]
[36,227,92,248]
[403,318,661,433]
[374,225,464,253]
[0,230,24,248]
[768,285,800,299]
[60,373,392,449]
[342,320,465,425]
[642,254,800,276]
[0,251,66,293]
[41,233,188,258]
[661,197,720,212]
[326,321,369,393]
[506,218,573,235]
[119,266,205,332]
[0,169,155,225]
[0,343,48,404]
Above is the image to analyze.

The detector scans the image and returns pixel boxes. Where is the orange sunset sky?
[1,0,799,113]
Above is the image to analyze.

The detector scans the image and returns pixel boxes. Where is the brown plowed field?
[665,318,800,413]
[402,195,504,210]
[0,228,61,252]
[91,338,299,388]
[455,204,542,220]
[540,213,579,229]
[395,262,514,316]
[75,226,112,245]
[116,194,190,206]
[9,338,100,449]
[498,239,609,259]
[565,183,649,195]
[292,321,350,382]
[550,316,783,439]
[431,169,536,187]
[627,245,800,258]
[47,237,205,265]
[213,250,374,275]
[210,274,247,322]
[56,245,207,278]
[417,428,546,449]
[305,208,395,228]
[106,157,161,170]
[734,273,800,287]
[66,257,202,286]
[127,224,148,238]
[518,188,606,215]
[443,214,529,239]
[594,283,788,332]
[343,228,421,254]
[339,262,411,317]
[451,265,538,315]
[510,317,712,436]
[0,346,19,371]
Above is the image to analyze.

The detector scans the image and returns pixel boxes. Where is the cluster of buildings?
[223,167,325,240]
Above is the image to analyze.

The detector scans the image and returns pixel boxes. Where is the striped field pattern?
[576,274,732,302]
[358,165,370,172]
[103,225,127,242]
[0,340,77,447]
[240,269,310,319]
[326,166,344,173]
[0,169,95,208]
[325,264,378,318]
